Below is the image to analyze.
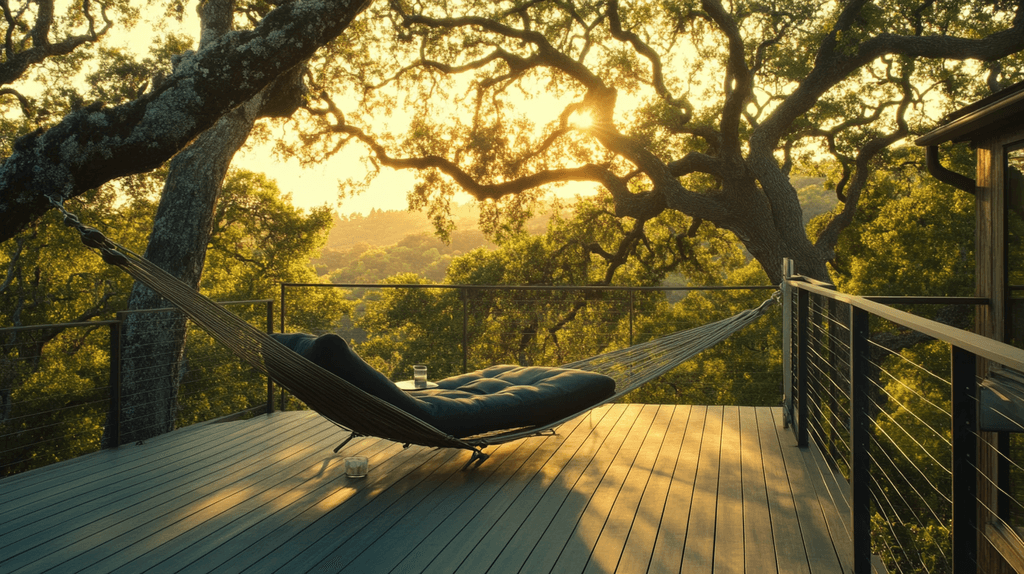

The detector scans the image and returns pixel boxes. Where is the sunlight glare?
[569,109,595,130]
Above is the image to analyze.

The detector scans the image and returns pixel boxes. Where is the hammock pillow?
[271,333,615,438]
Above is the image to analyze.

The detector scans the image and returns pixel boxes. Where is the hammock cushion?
[271,333,616,438]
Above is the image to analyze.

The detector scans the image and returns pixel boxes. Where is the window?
[1008,142,1024,348]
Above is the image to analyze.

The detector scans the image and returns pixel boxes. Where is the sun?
[569,109,596,130]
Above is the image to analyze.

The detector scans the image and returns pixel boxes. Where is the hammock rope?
[50,198,779,452]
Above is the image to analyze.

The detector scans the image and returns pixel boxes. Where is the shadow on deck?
[0,405,858,573]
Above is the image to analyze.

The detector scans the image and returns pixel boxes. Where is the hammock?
[53,200,779,462]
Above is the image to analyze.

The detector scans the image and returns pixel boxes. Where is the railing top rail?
[282,282,778,292]
[0,320,121,335]
[788,277,1024,372]
[1,299,273,334]
[116,299,274,316]
[862,296,989,305]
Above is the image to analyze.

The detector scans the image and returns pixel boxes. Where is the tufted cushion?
[270,333,616,438]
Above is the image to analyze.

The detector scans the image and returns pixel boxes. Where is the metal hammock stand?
[52,199,779,465]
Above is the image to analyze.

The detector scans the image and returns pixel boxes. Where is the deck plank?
[576,405,677,573]
[679,405,723,573]
[506,403,655,573]
[613,404,691,573]
[0,405,862,574]
[756,406,812,574]
[201,436,441,573]
[4,411,329,573]
[436,404,628,574]
[714,406,744,574]
[772,408,847,574]
[648,405,705,574]
[741,406,777,573]
[118,425,398,573]
[394,405,603,573]
[321,439,531,573]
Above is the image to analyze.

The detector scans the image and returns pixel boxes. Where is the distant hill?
[791,176,837,227]
[324,203,550,251]
[314,203,553,282]
[315,181,838,282]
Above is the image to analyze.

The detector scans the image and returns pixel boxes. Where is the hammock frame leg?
[462,448,489,470]
[333,431,362,453]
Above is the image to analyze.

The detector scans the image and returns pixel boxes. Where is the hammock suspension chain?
[46,195,130,267]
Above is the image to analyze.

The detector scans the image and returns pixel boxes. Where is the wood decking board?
[201,436,439,573]
[395,407,599,574]
[501,403,653,573]
[243,444,464,572]
[107,420,397,573]
[458,403,639,574]
[0,412,294,522]
[573,405,676,573]
[613,404,690,574]
[0,410,262,505]
[37,413,339,574]
[756,407,813,574]
[4,412,329,573]
[317,439,532,573]
[679,405,723,573]
[772,408,848,574]
[0,405,862,573]
[741,406,777,574]
[714,406,745,574]
[647,404,705,574]
[438,404,627,574]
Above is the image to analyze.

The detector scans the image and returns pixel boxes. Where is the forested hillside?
[315,180,835,284]
[314,203,554,282]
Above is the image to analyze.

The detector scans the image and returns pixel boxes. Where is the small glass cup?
[344,456,368,478]
[413,364,428,388]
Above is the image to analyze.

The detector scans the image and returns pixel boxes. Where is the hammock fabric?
[53,201,779,458]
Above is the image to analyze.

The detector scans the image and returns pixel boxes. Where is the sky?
[232,142,424,215]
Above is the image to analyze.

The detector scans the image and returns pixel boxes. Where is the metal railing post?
[849,306,872,573]
[108,312,125,448]
[629,289,635,348]
[279,283,286,334]
[951,346,977,573]
[462,287,469,372]
[796,285,809,447]
[266,300,275,415]
[782,259,794,426]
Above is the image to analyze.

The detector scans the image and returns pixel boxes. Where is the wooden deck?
[0,405,859,573]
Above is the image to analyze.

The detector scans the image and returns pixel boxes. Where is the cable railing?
[0,299,275,477]
[784,271,1024,573]
[280,282,782,406]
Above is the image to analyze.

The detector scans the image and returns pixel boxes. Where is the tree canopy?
[284,0,1024,283]
[1,0,1021,285]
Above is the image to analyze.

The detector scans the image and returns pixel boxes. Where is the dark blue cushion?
[271,333,616,438]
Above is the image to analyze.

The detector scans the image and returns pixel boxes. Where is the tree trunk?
[114,99,265,443]
[110,0,305,444]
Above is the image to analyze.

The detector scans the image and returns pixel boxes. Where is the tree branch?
[700,0,753,159]
[0,0,112,86]
[0,0,372,244]
[607,0,693,124]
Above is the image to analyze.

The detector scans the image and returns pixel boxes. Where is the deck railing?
[0,300,275,477]
[784,270,1024,573]
[280,282,781,402]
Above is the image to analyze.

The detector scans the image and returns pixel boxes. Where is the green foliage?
[338,197,779,403]
[829,154,976,298]
[0,168,342,475]
[625,261,781,406]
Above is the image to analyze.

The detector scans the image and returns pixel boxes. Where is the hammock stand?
[52,200,779,466]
